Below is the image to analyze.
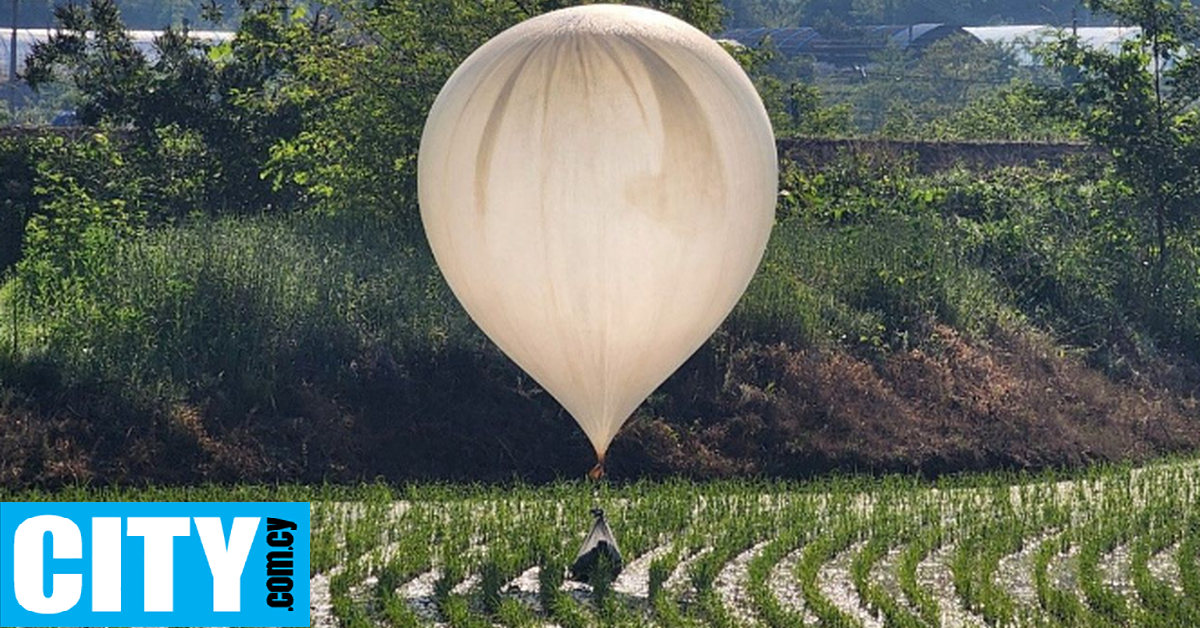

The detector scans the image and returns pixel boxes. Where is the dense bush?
[920,85,1084,142]
[0,132,151,278]
[0,139,38,274]
[764,153,1200,364]
[723,0,1093,29]
[731,211,1006,351]
[22,0,320,217]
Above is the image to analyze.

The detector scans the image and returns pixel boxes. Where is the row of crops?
[309,458,1199,628]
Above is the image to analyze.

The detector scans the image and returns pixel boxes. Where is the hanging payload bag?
[569,508,624,583]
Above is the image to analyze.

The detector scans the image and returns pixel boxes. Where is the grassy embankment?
[1,157,1198,486]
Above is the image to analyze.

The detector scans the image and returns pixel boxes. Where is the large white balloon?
[418,4,777,463]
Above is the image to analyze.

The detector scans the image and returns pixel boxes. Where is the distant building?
[2,29,234,82]
[718,24,1148,67]
[2,24,1157,84]
[964,25,1142,65]
[717,24,977,66]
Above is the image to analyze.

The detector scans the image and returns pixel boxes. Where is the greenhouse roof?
[1,29,234,80]
[718,24,972,64]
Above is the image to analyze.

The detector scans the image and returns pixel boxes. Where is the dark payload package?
[569,508,624,583]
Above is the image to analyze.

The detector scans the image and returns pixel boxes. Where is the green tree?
[723,37,852,136]
[23,0,320,217]
[1044,0,1200,287]
[267,0,727,228]
[847,37,1022,133]
[921,82,1083,141]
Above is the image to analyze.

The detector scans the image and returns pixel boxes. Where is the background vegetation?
[0,0,1197,488]
[6,0,1106,30]
[723,0,1101,28]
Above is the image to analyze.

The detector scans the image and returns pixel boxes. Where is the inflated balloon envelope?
[418,4,778,472]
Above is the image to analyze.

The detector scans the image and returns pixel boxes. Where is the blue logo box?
[1,502,310,627]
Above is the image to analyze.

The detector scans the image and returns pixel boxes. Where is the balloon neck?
[588,461,606,481]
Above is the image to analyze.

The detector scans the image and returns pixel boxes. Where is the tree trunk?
[1154,199,1168,294]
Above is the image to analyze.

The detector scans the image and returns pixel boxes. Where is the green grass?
[0,160,1142,406]
[4,201,1007,404]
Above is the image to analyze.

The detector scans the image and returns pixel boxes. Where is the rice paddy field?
[10,457,1200,628]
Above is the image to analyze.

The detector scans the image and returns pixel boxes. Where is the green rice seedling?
[796,520,863,628]
[310,501,341,577]
[1032,525,1069,624]
[897,524,942,627]
[648,554,673,603]
[694,587,740,628]
[479,558,509,615]
[646,517,716,628]
[343,491,391,567]
[1032,522,1111,628]
[851,514,927,628]
[538,554,566,612]
[743,495,817,628]
[337,598,375,628]
[850,533,887,612]
[649,584,695,628]
[747,531,809,628]
[537,552,596,628]
[495,597,539,628]
[1076,516,1136,625]
[381,592,423,628]
[690,516,772,628]
[372,531,432,628]
[590,552,619,606]
[329,568,368,628]
[1179,512,1200,609]
[950,484,1039,628]
[648,523,716,628]
[1128,509,1200,628]
[548,592,593,628]
[435,557,466,606]
[442,594,489,628]
[687,540,731,594]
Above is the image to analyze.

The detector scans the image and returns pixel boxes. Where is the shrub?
[15,212,470,407]
[0,137,39,275]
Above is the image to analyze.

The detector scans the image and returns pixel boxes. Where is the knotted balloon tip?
[588,462,606,481]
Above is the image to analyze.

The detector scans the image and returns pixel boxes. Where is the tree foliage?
[921,83,1083,141]
[725,40,853,136]
[266,0,727,225]
[23,0,320,217]
[1044,0,1200,289]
